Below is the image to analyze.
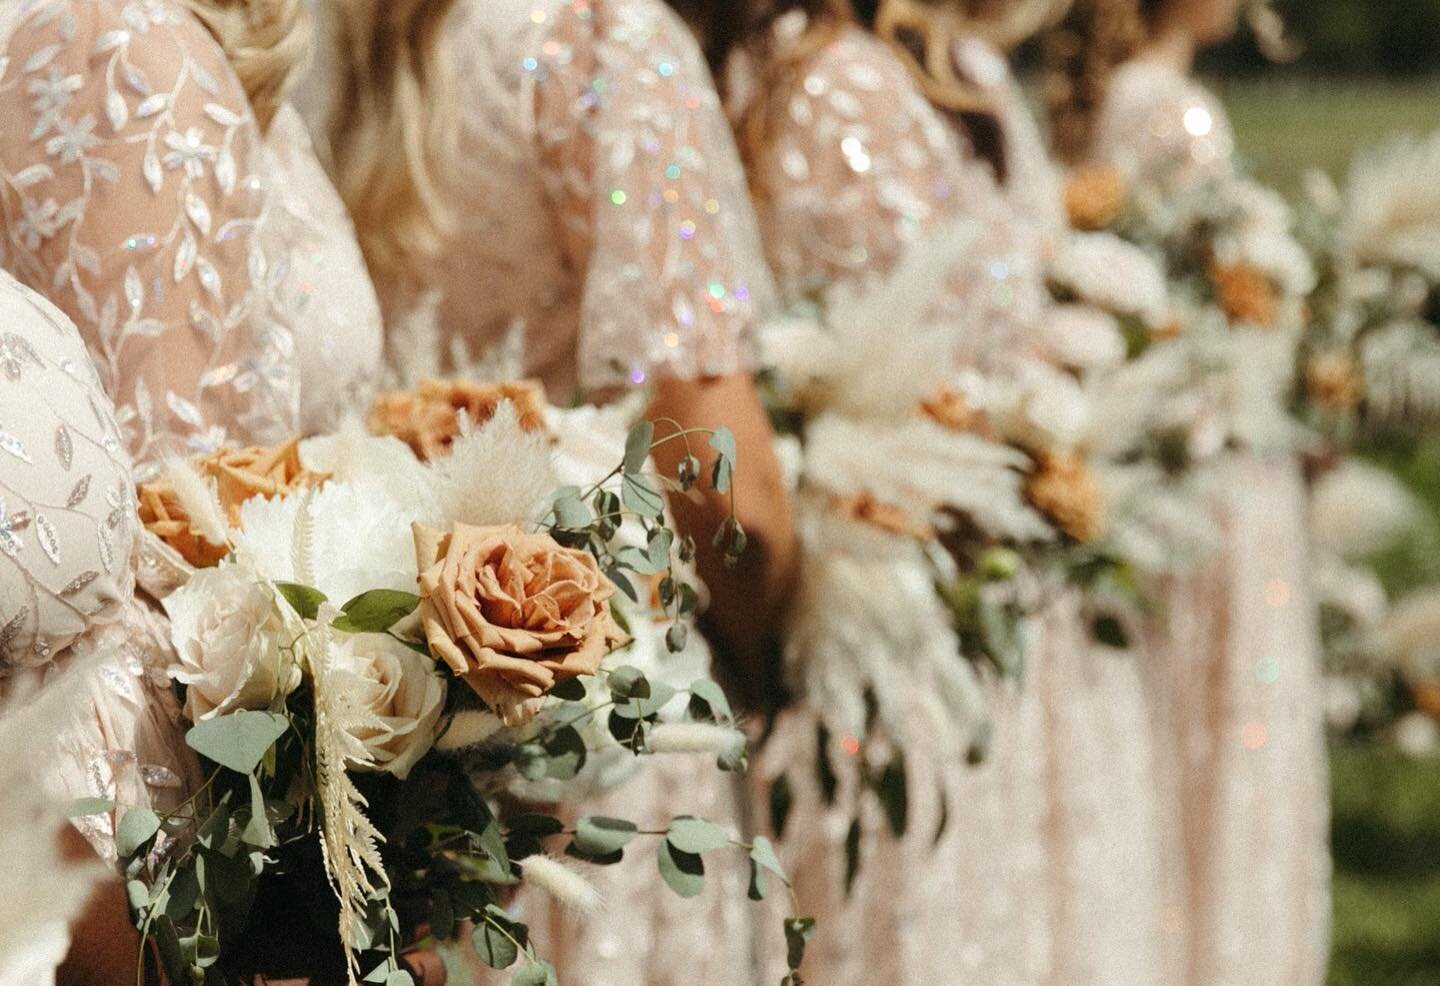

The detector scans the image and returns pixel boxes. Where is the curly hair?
[182,0,311,134]
[1042,0,1162,162]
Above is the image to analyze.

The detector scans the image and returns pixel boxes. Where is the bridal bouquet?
[758,222,1113,844]
[1294,131,1440,445]
[90,381,810,985]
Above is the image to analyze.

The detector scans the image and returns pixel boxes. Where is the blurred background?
[1213,4,1438,982]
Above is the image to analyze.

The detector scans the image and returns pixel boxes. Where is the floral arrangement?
[1294,131,1440,445]
[81,383,811,985]
[757,222,1119,849]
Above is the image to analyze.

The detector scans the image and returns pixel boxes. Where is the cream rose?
[164,565,301,721]
[414,522,626,726]
[333,633,446,778]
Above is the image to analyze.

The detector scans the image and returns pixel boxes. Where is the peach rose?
[1306,351,1362,411]
[413,522,626,725]
[137,437,329,567]
[1064,164,1127,231]
[370,379,552,460]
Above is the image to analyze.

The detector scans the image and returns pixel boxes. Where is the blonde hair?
[182,0,311,134]
[326,0,460,296]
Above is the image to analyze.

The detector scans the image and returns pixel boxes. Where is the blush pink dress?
[737,24,1166,986]
[0,0,382,858]
[1086,56,1331,986]
[337,0,775,981]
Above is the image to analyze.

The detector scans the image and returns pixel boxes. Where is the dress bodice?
[381,0,771,396]
[1089,56,1236,183]
[740,25,1053,374]
[0,269,134,668]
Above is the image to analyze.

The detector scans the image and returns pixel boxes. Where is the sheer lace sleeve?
[0,270,135,670]
[0,0,298,475]
[745,28,985,299]
[532,0,770,390]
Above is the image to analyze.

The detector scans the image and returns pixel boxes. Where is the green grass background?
[1221,77,1440,986]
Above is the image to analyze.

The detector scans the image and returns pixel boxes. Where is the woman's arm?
[649,373,797,712]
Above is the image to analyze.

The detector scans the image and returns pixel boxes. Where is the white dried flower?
[517,855,604,914]
[647,722,746,757]
[1049,231,1169,325]
[1309,461,1420,561]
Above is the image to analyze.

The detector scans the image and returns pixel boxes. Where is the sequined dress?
[367,1,773,981]
[738,25,1167,985]
[1088,56,1331,986]
[0,0,382,858]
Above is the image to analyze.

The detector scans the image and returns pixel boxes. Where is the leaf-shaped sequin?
[142,147,162,192]
[92,29,129,54]
[136,94,168,118]
[54,424,73,469]
[195,257,220,298]
[166,392,203,428]
[202,103,243,127]
[11,164,54,188]
[60,571,99,597]
[185,193,212,236]
[106,90,128,132]
[174,231,196,282]
[67,475,92,507]
[34,514,60,565]
[125,266,143,311]
[123,63,151,95]
[214,147,235,195]
[22,45,60,73]
[0,431,32,463]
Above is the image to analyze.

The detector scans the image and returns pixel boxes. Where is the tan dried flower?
[1210,262,1279,328]
[831,491,932,539]
[919,388,986,434]
[1306,352,1363,411]
[370,378,551,460]
[1025,450,1104,543]
[1064,164,1127,232]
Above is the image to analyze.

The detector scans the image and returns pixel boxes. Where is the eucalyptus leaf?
[784,917,816,971]
[612,681,676,720]
[274,581,326,620]
[769,773,793,840]
[664,623,688,653]
[750,835,787,879]
[186,711,289,774]
[126,879,149,913]
[607,664,650,700]
[621,472,664,519]
[241,772,274,848]
[748,858,767,901]
[387,971,416,986]
[513,961,558,986]
[507,813,565,837]
[542,724,588,781]
[614,545,663,575]
[115,807,161,858]
[473,919,519,969]
[657,839,705,898]
[708,428,736,493]
[623,421,655,474]
[686,678,731,722]
[843,817,861,896]
[65,796,115,818]
[550,676,587,702]
[552,493,591,530]
[666,816,731,854]
[573,815,637,857]
[334,589,421,634]
[646,527,673,570]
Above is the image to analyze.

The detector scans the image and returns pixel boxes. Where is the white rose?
[164,565,300,721]
[333,632,446,778]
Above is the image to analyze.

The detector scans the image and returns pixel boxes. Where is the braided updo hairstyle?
[1043,0,1162,162]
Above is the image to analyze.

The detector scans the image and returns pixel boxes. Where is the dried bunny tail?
[647,722,747,757]
[162,457,230,546]
[517,855,604,915]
